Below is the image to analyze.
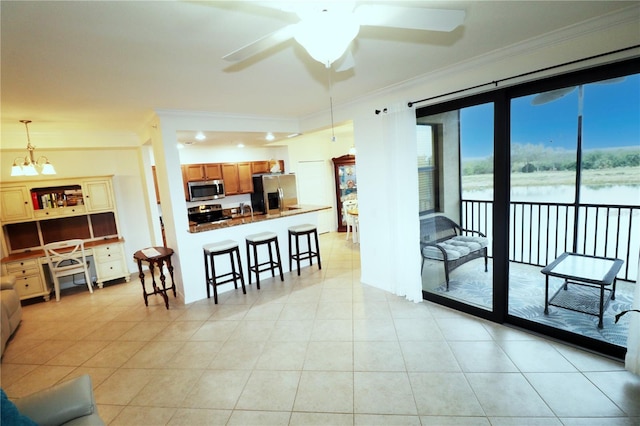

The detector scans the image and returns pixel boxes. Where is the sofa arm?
[14,375,104,426]
[0,275,17,290]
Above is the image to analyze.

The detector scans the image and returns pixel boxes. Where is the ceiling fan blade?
[355,5,465,32]
[334,49,355,72]
[531,87,577,105]
[222,24,295,62]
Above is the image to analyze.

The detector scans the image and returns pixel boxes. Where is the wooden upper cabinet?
[183,164,205,181]
[222,162,254,195]
[203,164,222,180]
[182,160,280,196]
[251,161,270,174]
[182,163,222,182]
[221,163,240,195]
[238,162,253,193]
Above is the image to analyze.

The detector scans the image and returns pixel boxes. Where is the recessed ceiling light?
[265,132,275,141]
[195,132,206,141]
[237,143,245,148]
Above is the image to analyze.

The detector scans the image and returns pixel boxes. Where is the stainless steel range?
[187,204,231,225]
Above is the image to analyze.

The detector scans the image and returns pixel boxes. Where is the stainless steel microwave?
[188,180,225,202]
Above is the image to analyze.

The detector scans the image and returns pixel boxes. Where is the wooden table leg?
[165,257,176,297]
[137,259,148,306]
[157,259,169,309]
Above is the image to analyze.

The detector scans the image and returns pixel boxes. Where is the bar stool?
[288,224,322,275]
[203,240,245,304]
[245,232,284,289]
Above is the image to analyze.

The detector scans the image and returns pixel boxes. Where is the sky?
[460,73,640,159]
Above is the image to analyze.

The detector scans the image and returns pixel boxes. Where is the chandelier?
[11,120,56,177]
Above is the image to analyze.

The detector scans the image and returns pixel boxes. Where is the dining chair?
[43,239,93,301]
[342,199,359,242]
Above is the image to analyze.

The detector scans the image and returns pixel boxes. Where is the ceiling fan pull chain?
[329,67,336,142]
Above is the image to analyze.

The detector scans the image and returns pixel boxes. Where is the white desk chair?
[44,239,93,301]
[342,199,359,243]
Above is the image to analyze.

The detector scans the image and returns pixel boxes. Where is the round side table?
[133,246,176,309]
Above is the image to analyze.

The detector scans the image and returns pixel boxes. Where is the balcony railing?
[461,199,639,282]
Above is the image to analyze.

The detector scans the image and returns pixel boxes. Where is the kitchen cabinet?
[251,161,270,174]
[222,162,253,195]
[238,162,253,193]
[182,163,223,200]
[182,163,222,182]
[332,154,357,232]
[0,186,32,223]
[181,160,283,197]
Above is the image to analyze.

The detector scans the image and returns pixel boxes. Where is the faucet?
[239,202,253,221]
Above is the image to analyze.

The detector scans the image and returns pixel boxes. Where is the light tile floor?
[2,232,639,425]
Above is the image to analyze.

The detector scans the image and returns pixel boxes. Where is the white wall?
[279,122,355,232]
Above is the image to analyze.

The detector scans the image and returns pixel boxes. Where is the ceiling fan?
[222,1,466,70]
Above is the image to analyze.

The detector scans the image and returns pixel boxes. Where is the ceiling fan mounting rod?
[328,66,336,142]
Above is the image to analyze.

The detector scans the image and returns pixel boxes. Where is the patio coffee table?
[541,252,623,328]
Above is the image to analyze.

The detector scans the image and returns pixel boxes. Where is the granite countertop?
[188,205,331,233]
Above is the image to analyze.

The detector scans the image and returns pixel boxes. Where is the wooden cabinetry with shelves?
[0,176,129,301]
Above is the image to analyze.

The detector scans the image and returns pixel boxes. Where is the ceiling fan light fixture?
[294,11,360,68]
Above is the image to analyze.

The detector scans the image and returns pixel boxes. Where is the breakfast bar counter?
[188,205,330,233]
[179,204,330,303]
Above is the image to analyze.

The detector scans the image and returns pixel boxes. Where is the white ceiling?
[0,1,635,147]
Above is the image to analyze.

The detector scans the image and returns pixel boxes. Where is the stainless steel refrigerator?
[251,174,298,215]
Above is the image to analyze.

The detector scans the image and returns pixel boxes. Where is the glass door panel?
[508,75,639,348]
[418,103,494,311]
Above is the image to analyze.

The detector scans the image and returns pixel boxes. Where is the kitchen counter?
[188,205,331,233]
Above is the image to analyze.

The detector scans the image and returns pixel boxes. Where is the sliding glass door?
[418,101,495,313]
[507,74,639,351]
[416,59,639,357]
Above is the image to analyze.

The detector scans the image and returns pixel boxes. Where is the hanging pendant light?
[10,120,56,177]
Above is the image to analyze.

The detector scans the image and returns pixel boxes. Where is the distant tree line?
[462,143,640,175]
